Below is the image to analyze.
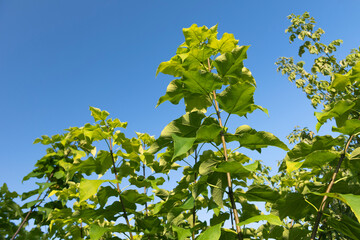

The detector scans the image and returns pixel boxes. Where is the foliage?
[2,13,360,240]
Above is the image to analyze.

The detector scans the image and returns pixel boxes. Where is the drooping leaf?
[184,93,212,113]
[235,125,289,151]
[213,46,252,84]
[149,111,204,153]
[315,100,355,131]
[208,172,227,208]
[286,150,340,172]
[332,119,360,136]
[237,214,283,227]
[217,82,264,118]
[171,134,196,160]
[245,185,280,203]
[156,55,184,77]
[197,222,222,240]
[156,79,184,107]
[327,215,360,240]
[311,192,360,222]
[196,123,222,142]
[285,135,344,162]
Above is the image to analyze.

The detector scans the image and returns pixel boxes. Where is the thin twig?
[11,172,54,240]
[192,148,198,240]
[310,135,354,240]
[109,138,133,240]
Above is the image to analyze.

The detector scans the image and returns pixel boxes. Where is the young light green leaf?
[156,79,184,107]
[237,214,283,227]
[79,179,106,202]
[183,24,217,47]
[208,32,239,53]
[89,106,109,122]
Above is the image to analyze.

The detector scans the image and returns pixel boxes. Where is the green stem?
[208,58,243,240]
[310,135,354,240]
[109,138,133,240]
[11,172,54,240]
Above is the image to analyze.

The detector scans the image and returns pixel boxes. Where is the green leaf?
[273,193,314,220]
[79,179,106,202]
[149,111,204,153]
[311,192,360,223]
[350,147,360,160]
[199,150,221,175]
[179,195,195,210]
[171,134,196,160]
[172,225,192,240]
[245,185,280,203]
[156,55,184,77]
[208,172,227,208]
[197,222,222,240]
[183,24,217,47]
[327,215,360,240]
[235,125,289,151]
[286,150,340,172]
[214,161,259,175]
[196,123,222,142]
[333,119,360,136]
[156,79,184,107]
[285,135,343,162]
[330,73,351,91]
[213,46,251,83]
[315,100,355,131]
[182,70,223,95]
[208,32,238,53]
[184,93,212,113]
[302,150,340,168]
[89,106,109,122]
[89,224,108,240]
[217,82,262,117]
[237,214,283,227]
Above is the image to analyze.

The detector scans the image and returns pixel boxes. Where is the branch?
[310,135,354,240]
[208,58,243,240]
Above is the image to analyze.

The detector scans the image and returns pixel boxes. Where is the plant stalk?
[109,138,133,240]
[11,172,54,240]
[208,59,243,240]
[310,135,353,240]
[192,149,198,240]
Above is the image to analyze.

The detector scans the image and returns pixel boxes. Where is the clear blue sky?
[1,0,359,196]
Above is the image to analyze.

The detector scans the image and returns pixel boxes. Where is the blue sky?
[1,0,359,198]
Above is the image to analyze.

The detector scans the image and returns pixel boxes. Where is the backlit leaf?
[171,134,196,160]
[238,214,283,227]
